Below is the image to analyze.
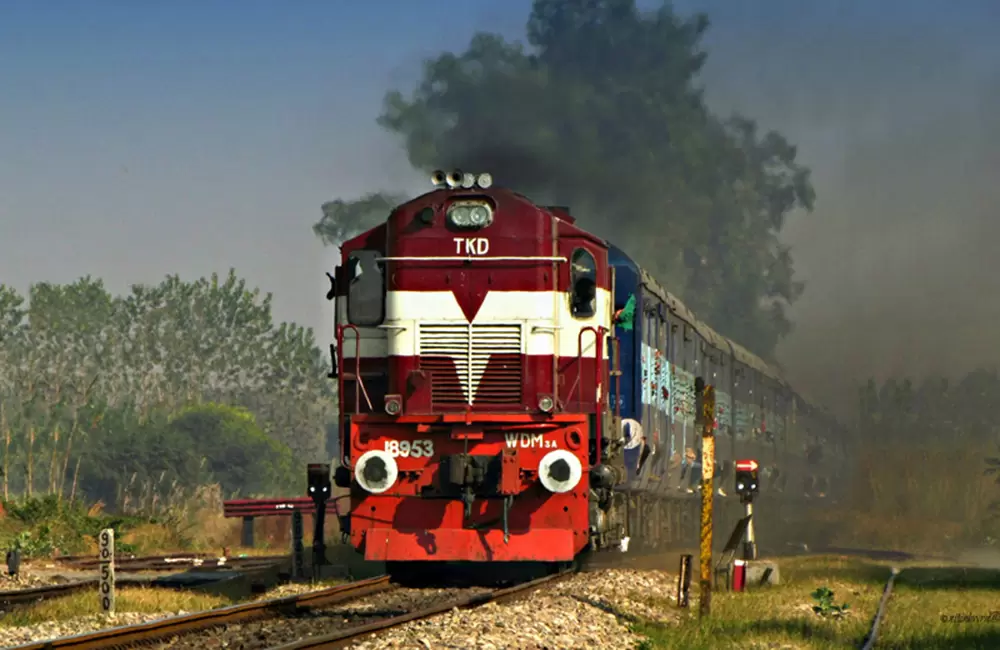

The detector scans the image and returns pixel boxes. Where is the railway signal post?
[307,463,332,579]
[734,459,760,560]
[695,377,716,618]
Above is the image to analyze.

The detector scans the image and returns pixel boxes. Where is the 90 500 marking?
[385,439,434,458]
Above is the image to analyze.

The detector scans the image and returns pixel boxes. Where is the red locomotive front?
[330,170,613,565]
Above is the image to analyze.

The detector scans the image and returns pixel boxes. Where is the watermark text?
[940,612,1000,623]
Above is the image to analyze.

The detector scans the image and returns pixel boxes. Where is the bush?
[0,495,149,557]
[77,401,300,512]
[167,403,299,497]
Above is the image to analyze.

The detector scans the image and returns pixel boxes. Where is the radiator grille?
[419,324,523,406]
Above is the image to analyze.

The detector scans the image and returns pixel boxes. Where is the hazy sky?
[3,1,999,414]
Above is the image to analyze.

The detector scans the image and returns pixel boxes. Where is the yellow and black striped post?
[695,378,716,618]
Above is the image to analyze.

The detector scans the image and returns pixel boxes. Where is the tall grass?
[812,438,1000,553]
[0,483,347,558]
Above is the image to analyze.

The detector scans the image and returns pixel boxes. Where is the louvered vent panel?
[419,324,523,406]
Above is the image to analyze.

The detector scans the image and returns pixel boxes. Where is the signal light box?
[307,463,332,502]
[734,459,759,503]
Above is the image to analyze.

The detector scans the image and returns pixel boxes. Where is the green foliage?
[1,495,149,557]
[810,586,850,618]
[78,401,300,509]
[315,0,815,356]
[0,269,335,514]
[167,403,299,496]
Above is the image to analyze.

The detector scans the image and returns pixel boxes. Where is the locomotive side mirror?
[333,463,351,489]
[734,459,760,503]
[325,271,337,301]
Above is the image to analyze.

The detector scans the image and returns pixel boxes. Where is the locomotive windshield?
[346,249,385,326]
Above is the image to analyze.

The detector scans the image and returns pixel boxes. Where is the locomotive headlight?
[476,173,493,189]
[469,205,491,226]
[450,205,472,227]
[354,449,398,494]
[538,450,583,493]
[447,201,493,228]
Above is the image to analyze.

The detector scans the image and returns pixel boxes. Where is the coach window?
[346,250,385,326]
[570,248,597,318]
[690,329,701,378]
[704,343,716,387]
[676,325,685,371]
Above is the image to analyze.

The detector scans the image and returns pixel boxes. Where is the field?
[0,437,996,649]
[632,556,1000,650]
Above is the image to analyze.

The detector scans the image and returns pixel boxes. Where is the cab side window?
[346,250,385,326]
[570,248,597,318]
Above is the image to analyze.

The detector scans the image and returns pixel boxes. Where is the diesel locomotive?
[327,170,845,574]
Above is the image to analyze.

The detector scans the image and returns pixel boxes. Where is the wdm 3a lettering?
[504,433,558,449]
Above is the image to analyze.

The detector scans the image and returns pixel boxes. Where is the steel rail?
[860,567,901,650]
[266,570,576,650]
[55,554,287,572]
[0,577,160,608]
[7,574,393,650]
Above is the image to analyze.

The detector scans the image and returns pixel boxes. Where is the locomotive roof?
[637,267,782,382]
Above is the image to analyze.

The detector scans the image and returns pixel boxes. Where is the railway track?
[54,554,287,573]
[8,570,571,650]
[260,571,573,650]
[7,574,394,650]
[0,555,289,610]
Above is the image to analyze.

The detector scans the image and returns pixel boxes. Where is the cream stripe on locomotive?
[338,289,613,359]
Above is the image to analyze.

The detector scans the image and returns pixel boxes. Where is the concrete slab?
[746,560,779,587]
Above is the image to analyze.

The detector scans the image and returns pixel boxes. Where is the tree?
[0,270,335,508]
[165,403,298,497]
[314,0,815,356]
[118,269,334,460]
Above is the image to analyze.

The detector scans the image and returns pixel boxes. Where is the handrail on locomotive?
[575,325,607,464]
[335,323,370,469]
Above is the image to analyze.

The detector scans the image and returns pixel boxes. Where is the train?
[327,169,847,578]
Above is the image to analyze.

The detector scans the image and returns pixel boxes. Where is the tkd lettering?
[454,237,489,256]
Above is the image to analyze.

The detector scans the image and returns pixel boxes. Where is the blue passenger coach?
[608,246,730,494]
[608,246,681,488]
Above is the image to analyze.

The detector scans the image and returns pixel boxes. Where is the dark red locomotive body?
[331,171,620,563]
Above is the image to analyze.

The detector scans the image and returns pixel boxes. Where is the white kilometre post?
[98,528,115,615]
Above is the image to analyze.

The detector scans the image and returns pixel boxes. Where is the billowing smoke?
[673,0,1000,416]
[385,0,1000,418]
